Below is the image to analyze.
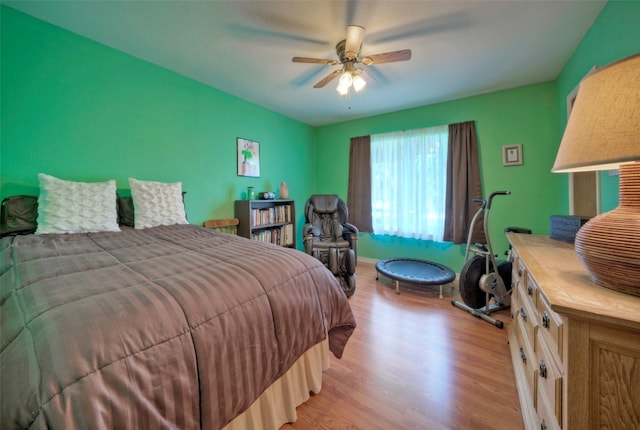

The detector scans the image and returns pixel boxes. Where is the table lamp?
[552,54,640,296]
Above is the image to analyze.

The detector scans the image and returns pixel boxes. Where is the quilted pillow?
[36,174,120,234]
[129,178,188,229]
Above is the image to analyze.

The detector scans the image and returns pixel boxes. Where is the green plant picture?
[237,137,260,177]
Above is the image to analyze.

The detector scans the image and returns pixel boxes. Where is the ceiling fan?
[292,25,412,95]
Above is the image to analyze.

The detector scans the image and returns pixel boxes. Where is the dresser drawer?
[536,386,562,430]
[516,283,538,350]
[536,338,563,427]
[511,279,521,320]
[524,273,538,307]
[536,293,565,362]
[516,321,537,407]
[511,251,524,288]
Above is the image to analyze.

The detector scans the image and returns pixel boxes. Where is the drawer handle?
[518,269,523,277]
[539,360,547,379]
[542,312,550,329]
[527,284,533,295]
[541,419,547,430]
[520,307,527,322]
[519,346,527,364]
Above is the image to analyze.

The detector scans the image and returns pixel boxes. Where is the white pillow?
[36,173,120,234]
[129,178,188,229]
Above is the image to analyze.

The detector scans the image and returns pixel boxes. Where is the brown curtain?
[443,121,485,244]
[347,135,372,232]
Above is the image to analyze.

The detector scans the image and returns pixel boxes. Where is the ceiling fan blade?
[345,25,365,60]
[292,57,339,65]
[362,49,412,65]
[313,70,342,88]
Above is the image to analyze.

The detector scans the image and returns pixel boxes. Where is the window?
[371,125,448,241]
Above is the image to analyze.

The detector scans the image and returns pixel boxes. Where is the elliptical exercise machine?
[451,191,515,329]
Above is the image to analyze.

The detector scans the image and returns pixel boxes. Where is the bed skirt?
[223,339,330,430]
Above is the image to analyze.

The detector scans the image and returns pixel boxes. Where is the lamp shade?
[551,54,640,297]
[552,54,640,173]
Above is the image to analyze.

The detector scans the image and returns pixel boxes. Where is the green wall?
[315,82,561,269]
[555,0,640,213]
[2,2,638,270]
[0,6,315,238]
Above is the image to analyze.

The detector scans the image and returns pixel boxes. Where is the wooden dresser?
[506,233,640,430]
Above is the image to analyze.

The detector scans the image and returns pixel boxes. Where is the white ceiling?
[4,0,606,126]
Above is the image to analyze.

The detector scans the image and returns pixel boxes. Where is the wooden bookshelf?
[235,199,295,248]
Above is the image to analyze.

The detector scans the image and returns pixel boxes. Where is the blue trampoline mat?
[375,258,456,297]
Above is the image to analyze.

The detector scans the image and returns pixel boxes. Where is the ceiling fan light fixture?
[336,72,352,96]
[339,71,353,87]
[352,74,367,92]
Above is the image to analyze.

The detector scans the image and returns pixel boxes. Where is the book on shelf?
[250,224,294,247]
[283,223,294,246]
[251,204,292,226]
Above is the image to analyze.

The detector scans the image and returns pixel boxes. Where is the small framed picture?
[502,144,523,167]
[237,137,260,177]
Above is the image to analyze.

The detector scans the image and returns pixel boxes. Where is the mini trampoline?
[375,258,456,299]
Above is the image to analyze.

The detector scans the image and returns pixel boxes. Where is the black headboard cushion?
[0,195,38,237]
[117,195,135,227]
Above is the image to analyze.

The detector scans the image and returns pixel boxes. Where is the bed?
[0,177,356,430]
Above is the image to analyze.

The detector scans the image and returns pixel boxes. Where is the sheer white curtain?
[371,125,448,241]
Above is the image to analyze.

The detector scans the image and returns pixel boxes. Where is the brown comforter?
[0,224,356,429]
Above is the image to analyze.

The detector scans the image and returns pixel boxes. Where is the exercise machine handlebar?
[473,191,510,210]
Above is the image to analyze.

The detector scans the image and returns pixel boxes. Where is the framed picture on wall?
[237,137,260,177]
[502,144,523,166]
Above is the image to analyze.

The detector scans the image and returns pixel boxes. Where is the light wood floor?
[282,260,524,430]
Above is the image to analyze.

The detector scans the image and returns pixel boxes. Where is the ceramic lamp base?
[574,162,640,296]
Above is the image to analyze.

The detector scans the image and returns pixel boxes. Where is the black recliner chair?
[303,194,358,297]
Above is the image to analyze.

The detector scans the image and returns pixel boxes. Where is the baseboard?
[358,257,378,265]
